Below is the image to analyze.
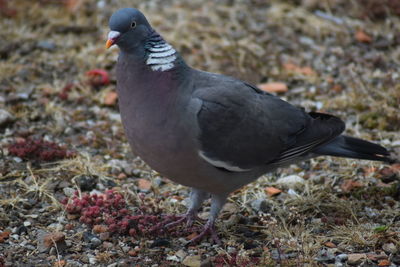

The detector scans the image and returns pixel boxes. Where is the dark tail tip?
[314,135,392,163]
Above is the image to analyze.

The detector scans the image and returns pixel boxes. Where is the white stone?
[276,175,305,189]
[182,255,201,267]
[0,109,14,126]
[382,243,397,254]
[166,255,180,262]
[175,249,187,260]
[287,188,300,197]
[63,187,76,197]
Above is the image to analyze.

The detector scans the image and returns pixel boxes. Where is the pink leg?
[164,210,201,228]
[187,219,221,245]
[149,188,208,232]
[186,193,227,245]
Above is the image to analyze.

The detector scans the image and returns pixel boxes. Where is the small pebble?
[315,249,335,263]
[88,256,97,265]
[121,246,130,253]
[76,175,97,191]
[382,243,397,254]
[90,237,101,248]
[175,249,187,260]
[227,246,236,254]
[36,40,56,50]
[150,238,170,248]
[287,188,300,196]
[16,226,28,235]
[347,253,367,265]
[13,157,23,163]
[335,254,348,262]
[182,255,201,267]
[276,175,305,189]
[43,232,65,248]
[103,241,113,249]
[166,255,180,262]
[25,244,35,250]
[99,232,110,241]
[250,199,271,213]
[0,109,14,126]
[63,187,76,197]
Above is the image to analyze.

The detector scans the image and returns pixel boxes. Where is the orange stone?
[54,260,66,267]
[355,30,372,43]
[265,187,282,196]
[93,225,108,233]
[258,82,288,93]
[137,179,152,190]
[43,232,65,248]
[103,91,118,106]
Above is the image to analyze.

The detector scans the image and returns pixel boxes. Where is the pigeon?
[106,8,392,244]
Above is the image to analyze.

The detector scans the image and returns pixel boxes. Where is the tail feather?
[314,135,390,162]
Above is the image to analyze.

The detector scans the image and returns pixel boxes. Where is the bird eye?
[131,21,136,28]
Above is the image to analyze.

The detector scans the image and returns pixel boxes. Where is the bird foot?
[164,213,200,228]
[187,221,221,245]
[149,212,200,233]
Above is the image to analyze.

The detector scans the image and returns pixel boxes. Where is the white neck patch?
[146,42,177,72]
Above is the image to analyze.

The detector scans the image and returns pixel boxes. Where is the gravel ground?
[1,0,400,266]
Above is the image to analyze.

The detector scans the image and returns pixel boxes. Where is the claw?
[165,214,193,228]
[187,220,221,245]
[149,212,200,233]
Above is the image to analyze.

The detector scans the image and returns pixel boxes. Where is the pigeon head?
[106,8,152,51]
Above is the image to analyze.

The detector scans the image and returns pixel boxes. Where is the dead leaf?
[378,259,391,266]
[63,0,83,12]
[186,232,199,240]
[341,179,363,193]
[0,231,11,243]
[54,260,66,267]
[258,82,288,93]
[324,241,336,248]
[171,195,183,201]
[379,163,400,176]
[283,62,317,76]
[331,84,343,93]
[355,30,373,43]
[283,62,298,71]
[265,186,282,196]
[300,66,316,76]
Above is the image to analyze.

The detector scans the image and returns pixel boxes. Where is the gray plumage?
[107,8,391,243]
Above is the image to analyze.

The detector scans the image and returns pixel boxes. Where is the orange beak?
[106,31,121,49]
[105,39,115,49]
